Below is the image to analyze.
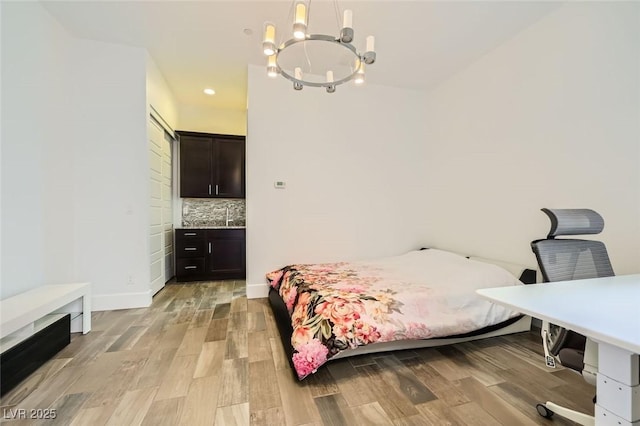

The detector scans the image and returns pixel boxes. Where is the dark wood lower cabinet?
[207,229,246,278]
[175,228,245,282]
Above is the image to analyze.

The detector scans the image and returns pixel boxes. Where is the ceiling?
[41,1,562,112]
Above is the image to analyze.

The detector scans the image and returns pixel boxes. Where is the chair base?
[539,401,595,426]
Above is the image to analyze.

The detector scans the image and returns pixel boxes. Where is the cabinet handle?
[184,247,197,251]
[208,184,212,195]
[208,242,212,254]
[184,266,197,270]
[184,232,197,236]
[215,184,219,195]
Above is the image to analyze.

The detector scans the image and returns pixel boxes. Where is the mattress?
[266,249,529,379]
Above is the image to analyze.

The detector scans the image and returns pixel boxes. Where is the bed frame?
[268,254,537,376]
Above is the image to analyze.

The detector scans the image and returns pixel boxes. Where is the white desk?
[478,274,640,426]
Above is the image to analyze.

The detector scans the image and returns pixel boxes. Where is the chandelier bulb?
[263,23,276,56]
[366,36,375,53]
[293,2,307,40]
[293,67,303,90]
[341,10,354,43]
[326,70,334,83]
[293,24,306,40]
[267,55,278,78]
[343,10,353,29]
[295,2,307,24]
[363,35,376,64]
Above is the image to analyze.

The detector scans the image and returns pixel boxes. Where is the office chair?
[531,208,614,425]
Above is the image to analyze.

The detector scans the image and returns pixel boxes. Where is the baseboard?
[92,290,152,311]
[247,283,269,299]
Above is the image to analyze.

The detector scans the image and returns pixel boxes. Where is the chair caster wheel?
[536,403,554,419]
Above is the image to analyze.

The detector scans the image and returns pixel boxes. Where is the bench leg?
[82,294,91,334]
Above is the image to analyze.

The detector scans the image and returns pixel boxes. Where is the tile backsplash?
[182,198,246,227]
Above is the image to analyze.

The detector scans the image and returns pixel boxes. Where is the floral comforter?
[266,249,523,379]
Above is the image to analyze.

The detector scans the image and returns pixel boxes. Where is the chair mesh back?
[542,208,604,238]
[532,239,614,282]
[532,209,614,372]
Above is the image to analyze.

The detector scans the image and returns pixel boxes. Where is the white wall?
[147,54,178,131]
[1,2,161,309]
[419,2,640,274]
[4,1,636,306]
[246,2,640,298]
[246,65,428,297]
[1,2,76,298]
[71,39,152,310]
[178,103,246,136]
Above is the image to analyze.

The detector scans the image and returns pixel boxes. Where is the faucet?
[225,206,233,227]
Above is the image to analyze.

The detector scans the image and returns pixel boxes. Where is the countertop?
[177,226,246,229]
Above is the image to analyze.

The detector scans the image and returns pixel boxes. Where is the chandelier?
[262,1,376,93]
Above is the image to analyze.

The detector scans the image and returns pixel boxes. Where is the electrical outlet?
[127,275,134,286]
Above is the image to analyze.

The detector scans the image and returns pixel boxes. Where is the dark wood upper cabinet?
[179,135,213,198]
[178,131,245,198]
[216,139,245,198]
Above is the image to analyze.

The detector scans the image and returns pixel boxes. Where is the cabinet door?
[215,138,245,198]
[180,135,213,197]
[206,230,246,278]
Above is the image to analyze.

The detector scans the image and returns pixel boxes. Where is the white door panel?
[150,151,162,175]
[150,205,162,226]
[161,183,171,199]
[161,130,174,285]
[150,260,162,282]
[150,233,162,255]
[164,229,173,248]
[149,116,174,296]
[150,180,162,200]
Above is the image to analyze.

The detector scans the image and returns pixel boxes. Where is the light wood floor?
[1,280,594,425]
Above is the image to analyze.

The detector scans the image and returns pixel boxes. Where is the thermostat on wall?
[274,181,286,189]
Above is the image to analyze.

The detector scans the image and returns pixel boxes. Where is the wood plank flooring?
[1,280,594,425]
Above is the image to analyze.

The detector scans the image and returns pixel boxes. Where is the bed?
[266,248,537,380]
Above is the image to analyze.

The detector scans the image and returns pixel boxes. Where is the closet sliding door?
[161,130,174,284]
[149,115,175,295]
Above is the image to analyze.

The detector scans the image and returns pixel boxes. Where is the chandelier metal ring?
[276,35,362,88]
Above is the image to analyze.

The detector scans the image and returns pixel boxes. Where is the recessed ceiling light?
[203,88,215,95]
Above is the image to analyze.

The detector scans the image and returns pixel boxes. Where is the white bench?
[0,283,91,353]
